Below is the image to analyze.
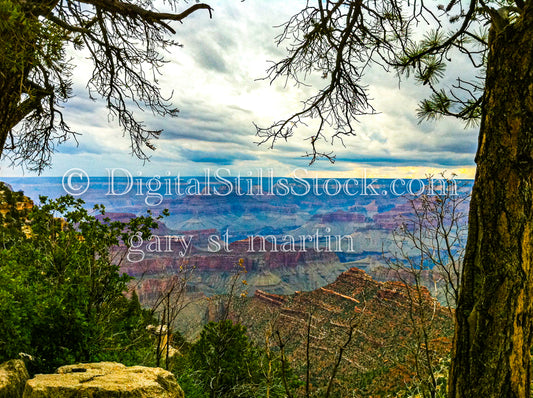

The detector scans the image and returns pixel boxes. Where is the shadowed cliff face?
[0,182,34,237]
[121,235,352,307]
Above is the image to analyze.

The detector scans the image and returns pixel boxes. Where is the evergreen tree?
[186,319,291,398]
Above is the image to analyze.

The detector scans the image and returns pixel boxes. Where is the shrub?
[0,193,159,373]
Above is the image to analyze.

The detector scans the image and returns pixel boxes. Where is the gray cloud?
[179,147,258,165]
[192,42,229,73]
[1,0,479,178]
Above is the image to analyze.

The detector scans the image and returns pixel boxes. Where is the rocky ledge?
[0,361,184,398]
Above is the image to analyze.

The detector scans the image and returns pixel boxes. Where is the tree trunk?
[0,71,23,157]
[448,7,533,398]
[0,1,37,161]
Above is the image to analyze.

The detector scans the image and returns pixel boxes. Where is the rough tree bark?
[0,72,23,154]
[449,5,533,398]
[0,24,34,154]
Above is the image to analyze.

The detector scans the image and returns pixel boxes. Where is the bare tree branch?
[1,0,212,172]
[256,0,496,162]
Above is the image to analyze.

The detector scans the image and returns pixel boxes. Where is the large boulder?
[0,359,30,398]
[23,362,184,398]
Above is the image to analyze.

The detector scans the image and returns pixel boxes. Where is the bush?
[0,193,160,373]
[177,319,293,398]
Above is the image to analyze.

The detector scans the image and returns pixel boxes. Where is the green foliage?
[0,0,70,100]
[0,192,160,373]
[417,89,451,122]
[0,0,39,74]
[1,1,212,171]
[176,319,293,398]
[189,320,253,396]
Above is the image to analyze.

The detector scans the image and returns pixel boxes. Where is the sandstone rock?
[0,359,30,398]
[23,362,184,398]
[254,289,286,306]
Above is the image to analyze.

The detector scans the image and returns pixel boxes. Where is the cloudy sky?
[0,0,479,179]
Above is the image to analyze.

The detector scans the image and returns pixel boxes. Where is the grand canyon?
[3,174,470,338]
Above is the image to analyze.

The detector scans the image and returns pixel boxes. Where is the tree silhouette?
[0,0,211,171]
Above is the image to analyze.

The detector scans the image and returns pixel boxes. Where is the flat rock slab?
[23,362,184,398]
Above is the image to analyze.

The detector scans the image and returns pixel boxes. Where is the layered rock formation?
[126,235,349,307]
[0,183,33,236]
[235,267,454,397]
